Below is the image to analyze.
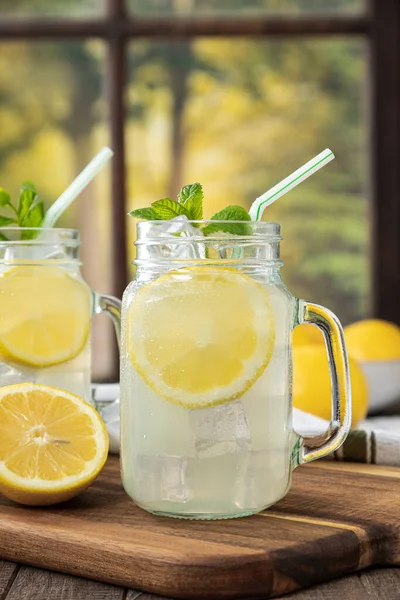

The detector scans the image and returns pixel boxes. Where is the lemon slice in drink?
[129,267,275,409]
[0,383,108,506]
[0,266,90,368]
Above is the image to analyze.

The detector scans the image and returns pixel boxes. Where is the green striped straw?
[249,148,335,221]
[42,146,114,228]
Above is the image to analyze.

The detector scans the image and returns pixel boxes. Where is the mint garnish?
[178,183,203,220]
[151,198,190,220]
[0,183,45,240]
[0,216,16,226]
[128,207,163,221]
[202,206,251,236]
[129,183,251,236]
[17,182,37,223]
[0,189,11,208]
[129,182,204,224]
[20,202,45,240]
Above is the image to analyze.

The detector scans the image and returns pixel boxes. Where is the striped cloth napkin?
[293,409,400,466]
[93,384,400,465]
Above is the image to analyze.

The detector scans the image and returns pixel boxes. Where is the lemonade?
[120,214,304,519]
[0,228,121,406]
[0,261,91,401]
[121,275,295,517]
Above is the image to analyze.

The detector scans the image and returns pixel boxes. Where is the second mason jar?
[0,227,121,406]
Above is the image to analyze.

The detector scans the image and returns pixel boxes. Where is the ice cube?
[122,373,196,458]
[139,215,205,260]
[0,244,68,275]
[44,249,69,260]
[0,362,34,385]
[132,454,193,504]
[234,450,289,510]
[189,400,251,458]
[0,247,16,275]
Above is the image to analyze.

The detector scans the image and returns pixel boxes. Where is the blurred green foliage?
[0,0,369,324]
[129,0,365,15]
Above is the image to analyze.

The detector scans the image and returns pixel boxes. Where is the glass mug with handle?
[120,221,351,520]
[0,228,121,406]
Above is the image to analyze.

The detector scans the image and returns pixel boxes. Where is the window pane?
[0,0,105,19]
[129,0,366,17]
[127,39,369,325]
[0,41,114,380]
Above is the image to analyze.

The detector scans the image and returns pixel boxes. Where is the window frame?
[0,0,398,324]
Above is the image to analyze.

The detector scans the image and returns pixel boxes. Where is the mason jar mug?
[0,227,121,406]
[120,221,351,519]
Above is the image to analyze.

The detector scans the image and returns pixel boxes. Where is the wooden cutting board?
[0,456,400,599]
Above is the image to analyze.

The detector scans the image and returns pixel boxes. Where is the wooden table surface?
[1,561,399,599]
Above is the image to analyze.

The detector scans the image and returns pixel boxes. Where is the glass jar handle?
[92,292,121,347]
[293,300,352,464]
[90,293,121,415]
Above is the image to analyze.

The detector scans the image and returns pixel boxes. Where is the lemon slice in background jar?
[0,266,90,368]
[129,267,275,409]
[0,383,108,506]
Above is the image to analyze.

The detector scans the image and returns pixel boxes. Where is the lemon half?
[293,323,324,347]
[293,345,368,427]
[129,267,275,409]
[344,319,400,362]
[0,383,108,506]
[0,266,90,368]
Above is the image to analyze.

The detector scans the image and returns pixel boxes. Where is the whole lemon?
[344,319,400,361]
[293,345,368,427]
[293,324,324,347]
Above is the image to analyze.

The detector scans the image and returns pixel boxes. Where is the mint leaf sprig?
[129,183,251,236]
[0,183,45,240]
[130,182,203,224]
[202,206,251,236]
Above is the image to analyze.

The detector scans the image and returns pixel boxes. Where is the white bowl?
[359,360,400,413]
